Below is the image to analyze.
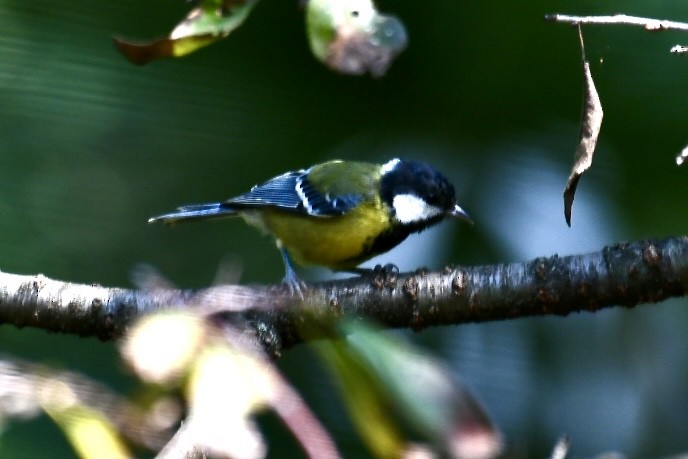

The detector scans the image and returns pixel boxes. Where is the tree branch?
[2,236,688,352]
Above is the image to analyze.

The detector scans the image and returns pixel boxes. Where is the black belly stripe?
[343,215,446,266]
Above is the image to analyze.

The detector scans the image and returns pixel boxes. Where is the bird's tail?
[148,203,238,224]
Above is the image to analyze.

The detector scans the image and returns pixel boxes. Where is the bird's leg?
[280,248,306,297]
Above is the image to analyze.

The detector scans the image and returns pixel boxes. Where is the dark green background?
[2,0,688,457]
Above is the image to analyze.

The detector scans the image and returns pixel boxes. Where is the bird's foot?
[279,248,306,298]
[375,263,399,287]
[281,271,307,299]
[347,263,399,288]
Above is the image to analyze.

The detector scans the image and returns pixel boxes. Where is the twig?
[546,14,688,54]
[545,14,688,31]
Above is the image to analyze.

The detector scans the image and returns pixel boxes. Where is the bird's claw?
[346,263,399,288]
[371,263,399,288]
[375,263,399,278]
[282,274,307,299]
[280,248,306,298]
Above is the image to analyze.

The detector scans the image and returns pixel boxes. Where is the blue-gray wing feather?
[225,171,303,210]
[227,171,363,216]
[149,169,365,224]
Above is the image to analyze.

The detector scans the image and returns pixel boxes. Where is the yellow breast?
[255,201,391,269]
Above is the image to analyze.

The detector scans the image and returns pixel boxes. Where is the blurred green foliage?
[1,0,688,457]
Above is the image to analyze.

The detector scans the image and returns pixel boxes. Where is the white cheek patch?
[392,194,443,224]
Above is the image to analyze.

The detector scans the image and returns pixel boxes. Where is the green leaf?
[44,404,131,459]
[315,338,406,458]
[305,0,407,76]
[341,321,503,459]
[114,0,259,65]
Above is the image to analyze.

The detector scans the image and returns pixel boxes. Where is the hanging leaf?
[114,0,259,65]
[306,0,408,76]
[564,26,604,226]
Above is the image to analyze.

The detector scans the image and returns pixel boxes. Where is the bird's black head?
[380,158,469,226]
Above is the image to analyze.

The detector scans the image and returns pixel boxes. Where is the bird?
[148,158,471,292]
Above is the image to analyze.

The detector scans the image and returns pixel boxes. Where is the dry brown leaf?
[564,26,603,226]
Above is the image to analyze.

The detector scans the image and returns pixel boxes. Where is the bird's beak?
[449,204,473,224]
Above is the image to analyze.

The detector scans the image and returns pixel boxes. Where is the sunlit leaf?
[564,26,603,226]
[185,344,273,458]
[189,345,272,420]
[342,321,502,459]
[114,0,259,65]
[121,312,206,385]
[45,402,131,459]
[306,0,407,76]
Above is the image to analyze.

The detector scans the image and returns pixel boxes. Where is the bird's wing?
[225,170,363,216]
